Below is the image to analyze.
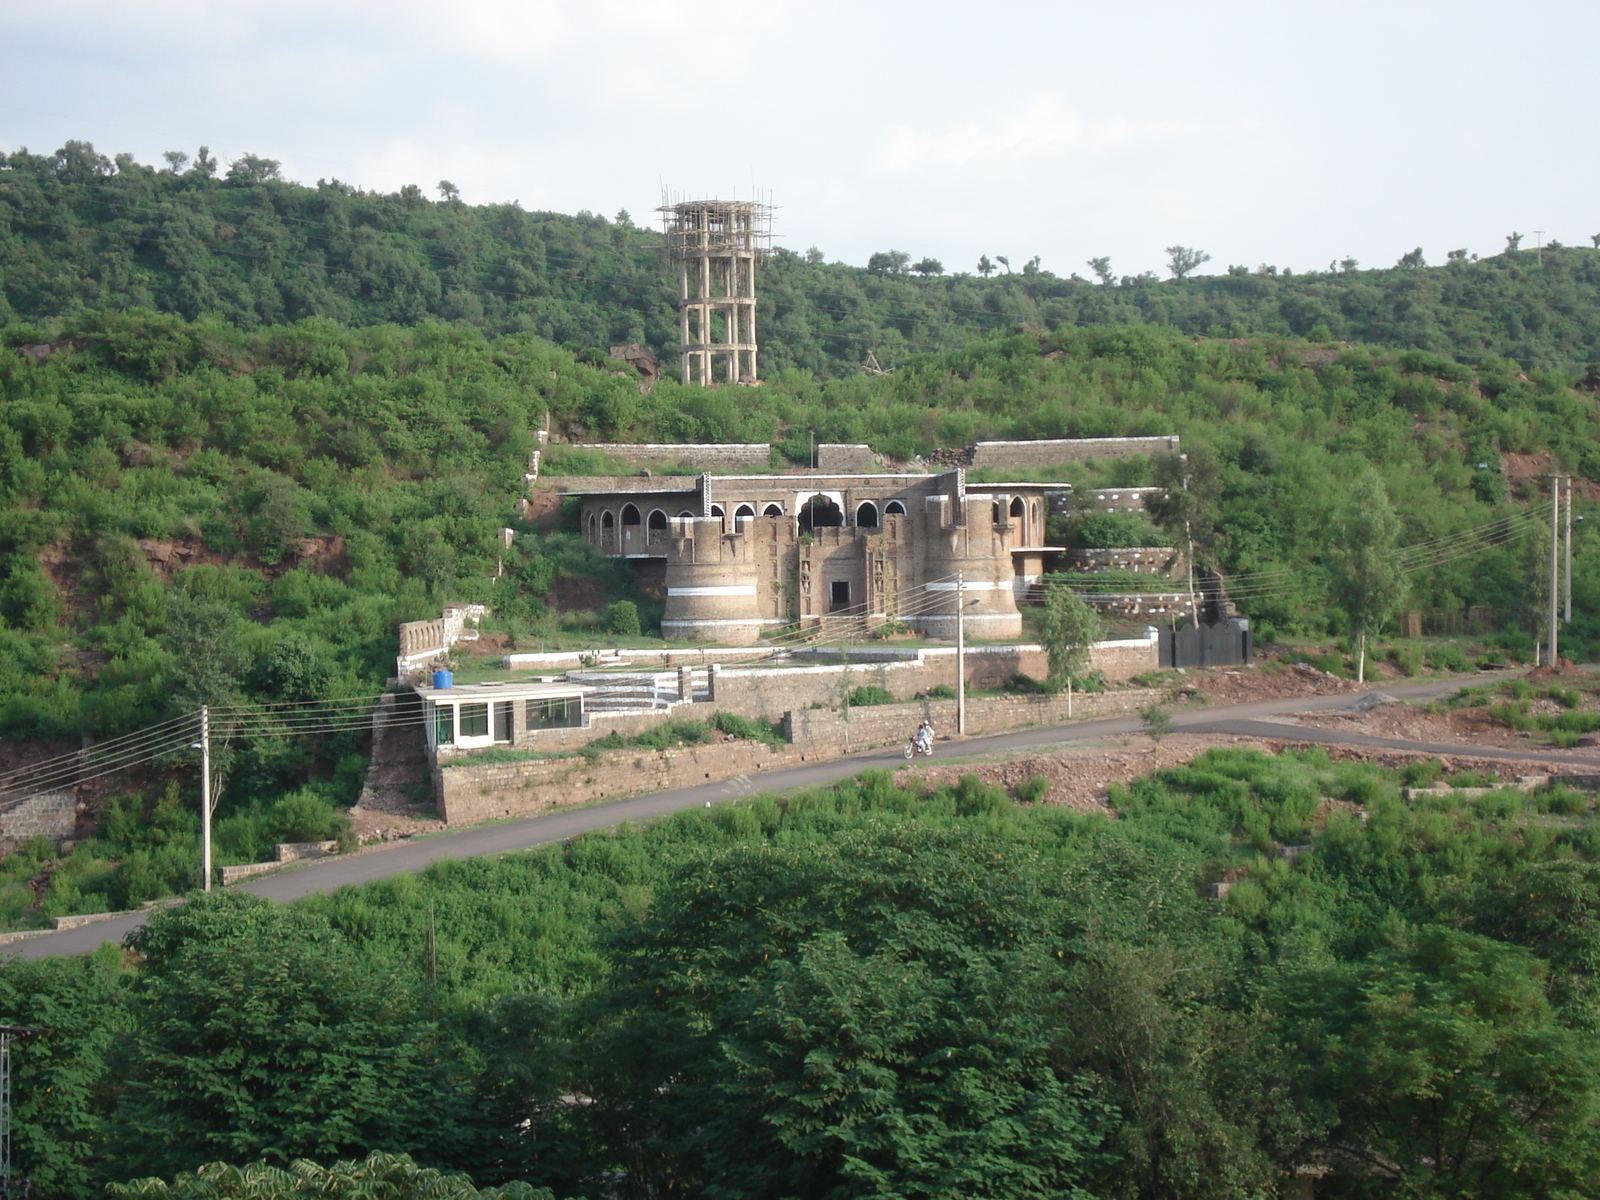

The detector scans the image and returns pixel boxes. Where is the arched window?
[621,504,641,525]
[799,495,843,533]
[735,503,756,519]
[763,503,783,517]
[602,510,615,528]
[1010,496,1025,519]
[1010,496,1025,539]
[588,513,597,538]
[992,501,1002,524]
[710,504,725,518]
[855,501,879,528]
[884,499,906,516]
[677,510,694,518]
[648,509,669,530]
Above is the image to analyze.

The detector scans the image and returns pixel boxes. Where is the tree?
[1507,231,1523,252]
[579,824,1115,1198]
[161,151,189,173]
[995,254,1012,274]
[805,246,824,264]
[1327,469,1406,683]
[912,257,944,277]
[109,1151,551,1200]
[1396,246,1426,269]
[226,155,282,185]
[1339,256,1359,271]
[1039,585,1103,687]
[1087,256,1114,285]
[113,893,454,1178]
[165,594,249,711]
[1281,927,1600,1196]
[1140,703,1175,752]
[866,250,910,275]
[977,254,995,277]
[1165,246,1211,279]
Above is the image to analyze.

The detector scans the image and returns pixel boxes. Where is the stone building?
[572,469,1059,644]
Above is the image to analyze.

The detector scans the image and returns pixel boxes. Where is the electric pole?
[1565,475,1574,623]
[1549,477,1561,665]
[1534,231,1545,267]
[955,571,966,735]
[200,705,213,892]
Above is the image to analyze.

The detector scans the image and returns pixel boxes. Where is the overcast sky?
[4,1,1597,279]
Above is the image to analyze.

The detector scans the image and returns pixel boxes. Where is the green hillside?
[8,141,1600,375]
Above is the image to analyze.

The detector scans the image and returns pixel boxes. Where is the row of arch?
[586,497,915,546]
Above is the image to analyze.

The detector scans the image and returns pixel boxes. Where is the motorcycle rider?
[914,719,934,754]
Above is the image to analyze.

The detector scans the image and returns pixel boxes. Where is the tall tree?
[1039,585,1103,687]
[1327,469,1406,682]
[1165,246,1211,279]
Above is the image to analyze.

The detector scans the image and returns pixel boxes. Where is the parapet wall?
[969,437,1180,471]
[817,444,889,472]
[571,444,771,472]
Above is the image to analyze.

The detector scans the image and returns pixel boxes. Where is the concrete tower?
[659,198,771,386]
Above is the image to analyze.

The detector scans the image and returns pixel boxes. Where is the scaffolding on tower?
[657,193,773,386]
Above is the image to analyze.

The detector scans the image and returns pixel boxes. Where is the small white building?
[415,679,589,758]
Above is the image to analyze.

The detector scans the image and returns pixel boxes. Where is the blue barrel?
[432,669,453,689]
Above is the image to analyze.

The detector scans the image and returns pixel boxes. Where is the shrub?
[710,711,785,747]
[606,600,641,637]
[924,684,957,700]
[1016,775,1051,805]
[846,685,895,707]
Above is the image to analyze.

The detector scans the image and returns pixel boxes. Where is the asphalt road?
[14,669,1595,960]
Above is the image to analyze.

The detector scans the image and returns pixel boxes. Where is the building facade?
[573,469,1059,644]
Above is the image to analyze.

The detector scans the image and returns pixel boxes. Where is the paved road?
[14,670,1595,960]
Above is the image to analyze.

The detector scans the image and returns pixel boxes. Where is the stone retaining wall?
[0,792,77,853]
[569,444,771,472]
[782,690,1161,756]
[969,436,1180,471]
[816,444,886,472]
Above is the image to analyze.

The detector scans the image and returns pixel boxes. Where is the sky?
[4,0,1598,280]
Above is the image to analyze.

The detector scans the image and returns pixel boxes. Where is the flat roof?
[414,681,588,702]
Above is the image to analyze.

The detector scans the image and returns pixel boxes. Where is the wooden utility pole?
[955,572,966,735]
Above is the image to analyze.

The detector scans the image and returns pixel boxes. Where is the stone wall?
[435,739,793,825]
[1066,547,1183,574]
[435,686,1163,824]
[0,792,76,853]
[969,437,1180,471]
[571,444,771,472]
[783,689,1161,756]
[816,444,887,472]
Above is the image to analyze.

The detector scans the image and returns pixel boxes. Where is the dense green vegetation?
[11,751,1600,1198]
[10,142,1600,376]
[4,305,1599,916]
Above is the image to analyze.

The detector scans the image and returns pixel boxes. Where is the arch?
[734,503,756,519]
[677,510,695,518]
[1010,495,1026,540]
[992,501,1002,525]
[884,499,906,516]
[648,509,669,530]
[601,510,615,528]
[855,500,880,528]
[710,504,725,518]
[799,494,843,533]
[587,513,597,538]
[1009,496,1025,518]
[763,503,783,517]
[621,503,641,526]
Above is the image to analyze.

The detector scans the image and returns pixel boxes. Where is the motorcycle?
[903,735,934,759]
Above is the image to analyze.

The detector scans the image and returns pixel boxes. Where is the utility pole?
[1534,231,1545,267]
[0,1024,45,1200]
[1565,475,1574,622]
[1549,478,1562,665]
[955,572,966,735]
[200,705,213,892]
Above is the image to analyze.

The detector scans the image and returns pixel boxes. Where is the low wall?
[1066,547,1181,573]
[568,444,771,472]
[540,475,699,493]
[1082,487,1165,513]
[783,689,1161,756]
[435,739,793,825]
[0,792,77,853]
[969,436,1180,471]
[708,638,1156,721]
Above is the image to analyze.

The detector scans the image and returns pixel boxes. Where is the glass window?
[434,704,454,745]
[459,703,489,738]
[494,701,514,743]
[526,697,580,729]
